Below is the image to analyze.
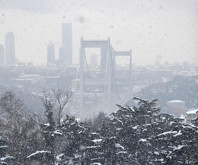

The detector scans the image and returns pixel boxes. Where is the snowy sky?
[0,0,197,66]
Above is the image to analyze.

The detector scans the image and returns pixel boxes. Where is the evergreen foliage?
[0,90,197,164]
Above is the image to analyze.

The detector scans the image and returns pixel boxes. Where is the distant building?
[0,44,4,65]
[5,32,15,65]
[167,100,187,116]
[47,42,55,65]
[61,23,72,66]
[185,109,198,124]
[58,47,65,66]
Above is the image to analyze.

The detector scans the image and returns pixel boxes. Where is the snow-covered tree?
[0,91,40,163]
[57,115,87,164]
[27,89,72,164]
[1,90,197,164]
[111,97,160,164]
[0,136,14,165]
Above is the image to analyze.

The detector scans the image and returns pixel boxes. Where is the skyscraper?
[59,47,64,65]
[5,32,15,65]
[0,44,4,65]
[47,42,55,65]
[60,23,72,66]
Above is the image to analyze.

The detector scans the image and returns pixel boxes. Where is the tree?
[1,90,197,165]
[28,88,72,164]
[53,89,72,125]
[56,115,87,164]
[0,136,14,165]
[41,88,72,125]
[0,91,40,164]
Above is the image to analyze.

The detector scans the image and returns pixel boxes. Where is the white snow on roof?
[168,100,184,103]
[179,114,185,119]
[167,100,186,109]
[186,109,198,115]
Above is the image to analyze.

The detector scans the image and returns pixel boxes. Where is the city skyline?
[0,0,197,66]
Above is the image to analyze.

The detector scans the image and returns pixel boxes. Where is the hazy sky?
[0,0,197,66]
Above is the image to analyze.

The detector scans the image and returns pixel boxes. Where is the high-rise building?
[61,23,72,66]
[47,42,55,65]
[59,47,64,65]
[5,32,15,65]
[0,44,4,65]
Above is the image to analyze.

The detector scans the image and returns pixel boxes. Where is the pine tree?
[111,97,160,164]
[58,115,87,164]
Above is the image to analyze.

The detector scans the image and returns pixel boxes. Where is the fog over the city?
[1,1,198,164]
[0,0,197,65]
